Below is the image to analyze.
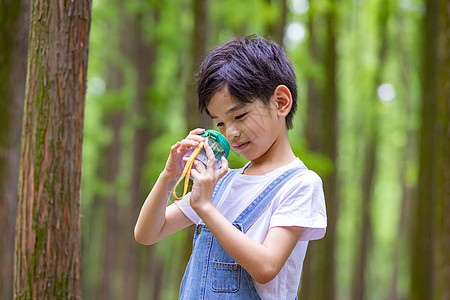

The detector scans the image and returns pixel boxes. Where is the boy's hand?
[190,141,228,212]
[163,128,206,180]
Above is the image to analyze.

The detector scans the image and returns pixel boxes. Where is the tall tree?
[95,66,124,300]
[304,8,323,153]
[387,6,418,298]
[14,0,92,298]
[352,0,389,298]
[0,0,29,299]
[265,0,288,45]
[411,0,449,298]
[180,0,211,284]
[121,4,160,299]
[300,5,324,299]
[186,0,210,130]
[433,1,449,298]
[85,2,127,299]
[300,0,338,299]
[319,1,339,298]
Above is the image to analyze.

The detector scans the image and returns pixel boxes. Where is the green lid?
[200,130,230,159]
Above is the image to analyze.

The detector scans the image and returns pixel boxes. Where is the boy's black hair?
[196,34,298,129]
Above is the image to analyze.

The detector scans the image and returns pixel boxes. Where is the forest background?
[0,0,448,299]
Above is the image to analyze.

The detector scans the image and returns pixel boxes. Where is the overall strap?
[234,166,307,233]
[211,168,239,206]
[198,169,239,226]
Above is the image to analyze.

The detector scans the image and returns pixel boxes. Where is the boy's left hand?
[190,142,228,212]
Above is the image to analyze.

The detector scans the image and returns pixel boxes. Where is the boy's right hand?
[162,128,206,180]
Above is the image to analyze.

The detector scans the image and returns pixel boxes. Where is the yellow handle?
[172,141,205,200]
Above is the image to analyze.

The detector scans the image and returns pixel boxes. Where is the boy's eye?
[216,122,224,127]
[235,113,247,120]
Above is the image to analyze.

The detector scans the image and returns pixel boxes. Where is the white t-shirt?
[176,158,327,300]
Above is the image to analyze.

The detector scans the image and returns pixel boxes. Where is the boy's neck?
[243,134,296,176]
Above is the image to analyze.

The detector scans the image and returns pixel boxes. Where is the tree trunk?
[14,0,91,298]
[97,112,122,300]
[300,6,323,300]
[121,8,158,300]
[186,0,210,130]
[318,1,339,299]
[89,2,127,294]
[180,0,211,286]
[95,61,124,299]
[410,0,440,297]
[265,0,287,45]
[414,0,450,298]
[0,1,29,299]
[304,7,322,153]
[352,0,388,298]
[387,8,417,300]
[434,1,450,298]
[300,1,338,299]
[351,140,375,300]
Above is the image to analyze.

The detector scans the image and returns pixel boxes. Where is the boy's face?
[207,87,285,162]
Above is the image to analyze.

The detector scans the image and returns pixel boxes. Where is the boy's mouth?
[232,141,250,151]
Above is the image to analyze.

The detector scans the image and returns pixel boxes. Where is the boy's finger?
[193,160,206,173]
[190,168,200,179]
[204,142,216,170]
[189,128,206,135]
[217,157,229,179]
[171,142,186,158]
[221,156,229,169]
[180,138,200,148]
[181,135,206,150]
[170,142,181,152]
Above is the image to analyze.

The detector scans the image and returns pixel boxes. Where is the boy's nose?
[226,124,241,141]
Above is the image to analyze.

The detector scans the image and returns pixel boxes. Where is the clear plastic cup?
[181,130,230,171]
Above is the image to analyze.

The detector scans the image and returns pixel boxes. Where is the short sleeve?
[175,193,201,224]
[270,170,327,241]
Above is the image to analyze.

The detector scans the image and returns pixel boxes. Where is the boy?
[135,35,327,299]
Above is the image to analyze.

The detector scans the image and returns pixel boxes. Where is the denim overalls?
[179,166,306,299]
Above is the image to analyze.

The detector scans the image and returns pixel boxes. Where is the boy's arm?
[190,143,303,284]
[134,128,206,245]
[134,170,193,245]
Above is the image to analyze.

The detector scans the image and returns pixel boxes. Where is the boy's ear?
[272,85,293,117]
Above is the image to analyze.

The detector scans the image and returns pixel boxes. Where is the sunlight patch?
[377,83,395,102]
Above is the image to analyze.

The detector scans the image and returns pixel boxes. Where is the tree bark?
[434,1,450,298]
[300,1,338,299]
[90,2,127,296]
[304,7,322,153]
[300,6,323,299]
[352,0,389,298]
[318,1,339,299]
[14,0,91,299]
[410,0,440,298]
[411,0,450,298]
[180,0,211,285]
[0,0,29,299]
[387,7,417,299]
[265,0,287,45]
[186,0,210,130]
[121,7,159,300]
[96,63,124,299]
